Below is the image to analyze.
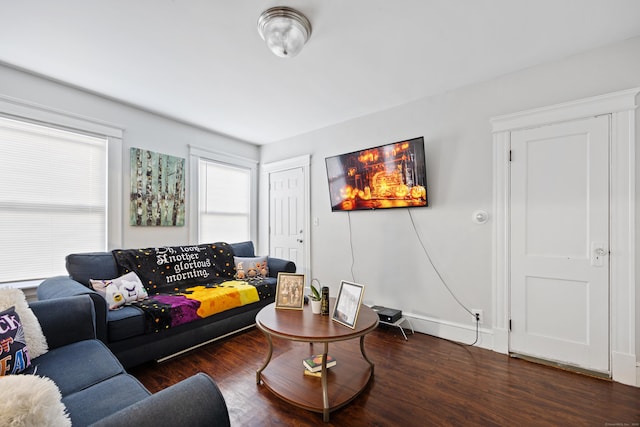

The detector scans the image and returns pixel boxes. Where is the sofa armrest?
[29,295,96,349]
[38,276,108,343]
[90,373,230,427]
[268,257,296,277]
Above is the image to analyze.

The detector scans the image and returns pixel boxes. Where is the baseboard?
[492,328,509,354]
[611,351,639,387]
[403,312,493,350]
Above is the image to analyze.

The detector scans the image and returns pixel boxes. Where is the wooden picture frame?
[331,280,365,328]
[275,273,305,310]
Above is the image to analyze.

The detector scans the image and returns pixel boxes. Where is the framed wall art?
[130,147,185,226]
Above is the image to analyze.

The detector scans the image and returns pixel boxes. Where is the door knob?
[297,239,303,243]
[591,243,606,267]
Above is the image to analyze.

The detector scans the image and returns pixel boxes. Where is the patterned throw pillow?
[0,306,31,376]
[0,289,48,359]
[90,272,149,310]
[234,256,269,280]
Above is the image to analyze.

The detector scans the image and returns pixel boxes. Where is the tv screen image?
[325,136,428,211]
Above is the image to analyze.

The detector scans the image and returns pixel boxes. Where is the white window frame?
[188,145,258,245]
[0,95,123,287]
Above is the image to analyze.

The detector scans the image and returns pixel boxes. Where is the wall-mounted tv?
[325,136,428,212]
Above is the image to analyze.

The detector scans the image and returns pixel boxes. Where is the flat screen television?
[325,136,428,212]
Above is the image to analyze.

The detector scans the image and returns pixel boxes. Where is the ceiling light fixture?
[257,6,312,58]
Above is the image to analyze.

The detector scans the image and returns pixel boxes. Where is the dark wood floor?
[130,325,640,426]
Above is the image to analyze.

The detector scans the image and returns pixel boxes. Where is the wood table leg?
[256,330,273,384]
[360,335,375,376]
[322,342,330,422]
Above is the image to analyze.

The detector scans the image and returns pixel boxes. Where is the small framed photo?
[275,273,305,310]
[331,280,365,329]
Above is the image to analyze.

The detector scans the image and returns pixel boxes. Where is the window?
[189,146,257,245]
[198,159,252,243]
[0,116,108,283]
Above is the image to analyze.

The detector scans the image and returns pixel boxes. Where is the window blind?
[198,159,250,244]
[0,116,107,283]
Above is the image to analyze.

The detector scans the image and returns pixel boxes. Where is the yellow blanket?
[184,280,260,318]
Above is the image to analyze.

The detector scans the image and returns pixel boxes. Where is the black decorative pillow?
[0,306,31,376]
[234,256,269,280]
[113,242,235,292]
[0,289,48,359]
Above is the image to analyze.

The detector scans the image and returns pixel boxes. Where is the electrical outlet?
[471,309,483,324]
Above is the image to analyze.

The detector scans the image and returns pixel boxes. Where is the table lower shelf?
[258,342,373,414]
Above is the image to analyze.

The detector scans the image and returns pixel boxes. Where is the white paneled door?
[269,167,305,274]
[510,115,610,373]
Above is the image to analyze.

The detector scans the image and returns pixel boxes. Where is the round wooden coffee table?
[255,299,378,422]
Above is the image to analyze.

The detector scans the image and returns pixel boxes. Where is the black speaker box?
[371,306,402,323]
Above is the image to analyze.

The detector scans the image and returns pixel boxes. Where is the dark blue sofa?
[28,295,230,427]
[37,241,296,368]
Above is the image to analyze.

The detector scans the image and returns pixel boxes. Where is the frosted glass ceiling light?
[258,6,312,58]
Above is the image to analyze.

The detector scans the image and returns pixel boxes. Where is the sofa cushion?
[0,306,31,375]
[67,252,118,287]
[263,277,277,286]
[0,374,71,427]
[230,241,255,257]
[107,306,146,342]
[62,374,149,427]
[28,340,124,396]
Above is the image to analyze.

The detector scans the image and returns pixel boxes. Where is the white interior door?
[510,115,610,373]
[269,167,305,275]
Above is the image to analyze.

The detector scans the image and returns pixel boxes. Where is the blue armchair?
[28,295,230,427]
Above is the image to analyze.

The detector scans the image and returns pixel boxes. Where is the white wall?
[1,34,638,370]
[0,63,259,249]
[260,36,640,358]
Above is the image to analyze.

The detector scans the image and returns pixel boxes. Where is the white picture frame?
[331,280,365,329]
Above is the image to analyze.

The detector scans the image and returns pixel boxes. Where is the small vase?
[310,299,321,314]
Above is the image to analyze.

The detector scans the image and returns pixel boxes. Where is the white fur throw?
[0,375,71,427]
[0,289,48,358]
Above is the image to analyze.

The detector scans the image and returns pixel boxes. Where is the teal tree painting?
[130,148,185,226]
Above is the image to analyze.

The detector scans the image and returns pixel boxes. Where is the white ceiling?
[1,1,640,145]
